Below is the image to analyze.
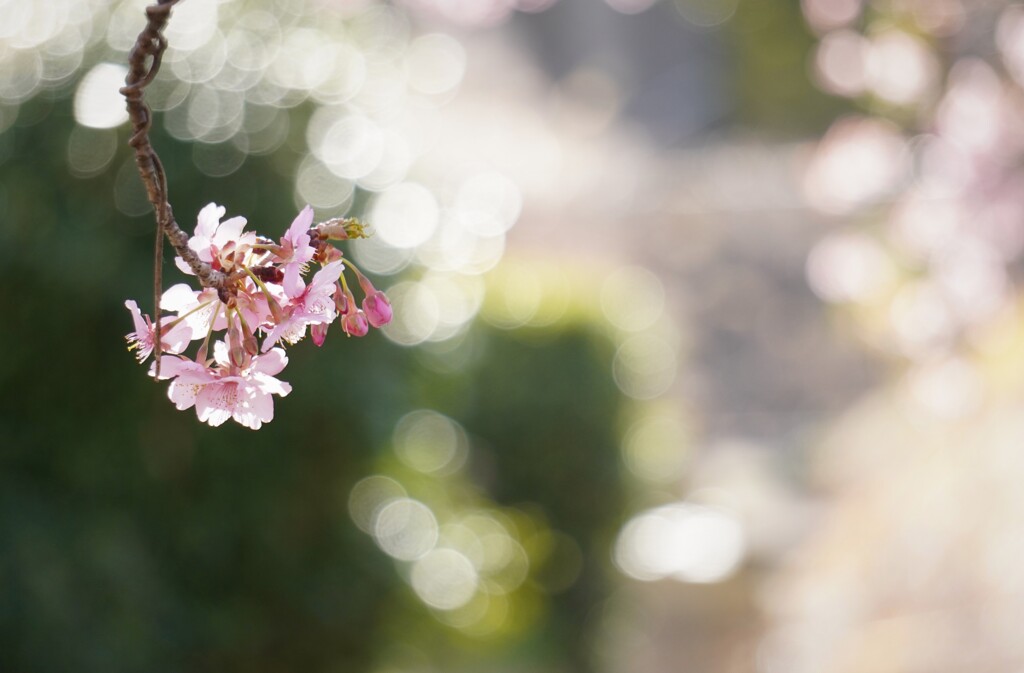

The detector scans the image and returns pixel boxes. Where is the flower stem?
[196,302,222,364]
[159,299,213,333]
[234,306,259,355]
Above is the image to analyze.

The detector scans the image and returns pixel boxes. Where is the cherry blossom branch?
[119,2,392,427]
[121,0,230,290]
[120,0,231,372]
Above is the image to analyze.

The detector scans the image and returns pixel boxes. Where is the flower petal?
[168,379,203,410]
[196,381,238,427]
[233,386,273,430]
[162,322,194,354]
[157,356,215,383]
[252,371,291,397]
[174,256,196,276]
[311,260,344,292]
[260,316,305,352]
[213,216,248,248]
[253,347,289,376]
[196,202,225,238]
[125,300,148,335]
[212,340,232,368]
[250,388,275,424]
[160,284,198,312]
[287,205,314,242]
[283,262,304,298]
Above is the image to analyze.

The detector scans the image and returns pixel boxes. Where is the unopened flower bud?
[342,310,369,337]
[243,332,259,356]
[229,344,247,368]
[265,293,285,324]
[316,217,369,240]
[362,291,392,328]
[228,322,249,368]
[311,322,329,347]
[334,282,350,315]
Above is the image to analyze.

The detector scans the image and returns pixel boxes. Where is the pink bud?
[316,217,368,240]
[342,310,369,337]
[362,291,392,328]
[334,282,350,315]
[265,293,285,324]
[229,344,247,369]
[228,322,250,368]
[316,221,350,240]
[243,332,259,356]
[311,321,329,347]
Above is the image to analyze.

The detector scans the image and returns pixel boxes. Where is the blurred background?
[2,0,1024,671]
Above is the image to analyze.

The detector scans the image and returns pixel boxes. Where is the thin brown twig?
[120,0,231,373]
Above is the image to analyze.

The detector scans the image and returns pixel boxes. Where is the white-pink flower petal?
[168,379,204,411]
[283,262,305,298]
[213,216,248,249]
[254,348,289,376]
[126,300,148,335]
[287,206,314,243]
[196,380,240,427]
[160,283,197,312]
[195,203,225,239]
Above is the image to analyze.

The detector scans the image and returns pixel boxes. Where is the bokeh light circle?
[73,63,129,129]
[411,548,479,610]
[372,182,440,248]
[373,498,439,561]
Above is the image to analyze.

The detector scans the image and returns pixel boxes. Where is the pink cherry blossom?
[125,300,192,363]
[162,284,268,342]
[277,206,316,268]
[174,202,257,275]
[279,207,316,296]
[128,202,391,429]
[155,343,292,430]
[262,260,344,351]
[159,284,221,337]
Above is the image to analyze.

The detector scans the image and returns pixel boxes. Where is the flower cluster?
[126,203,392,429]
